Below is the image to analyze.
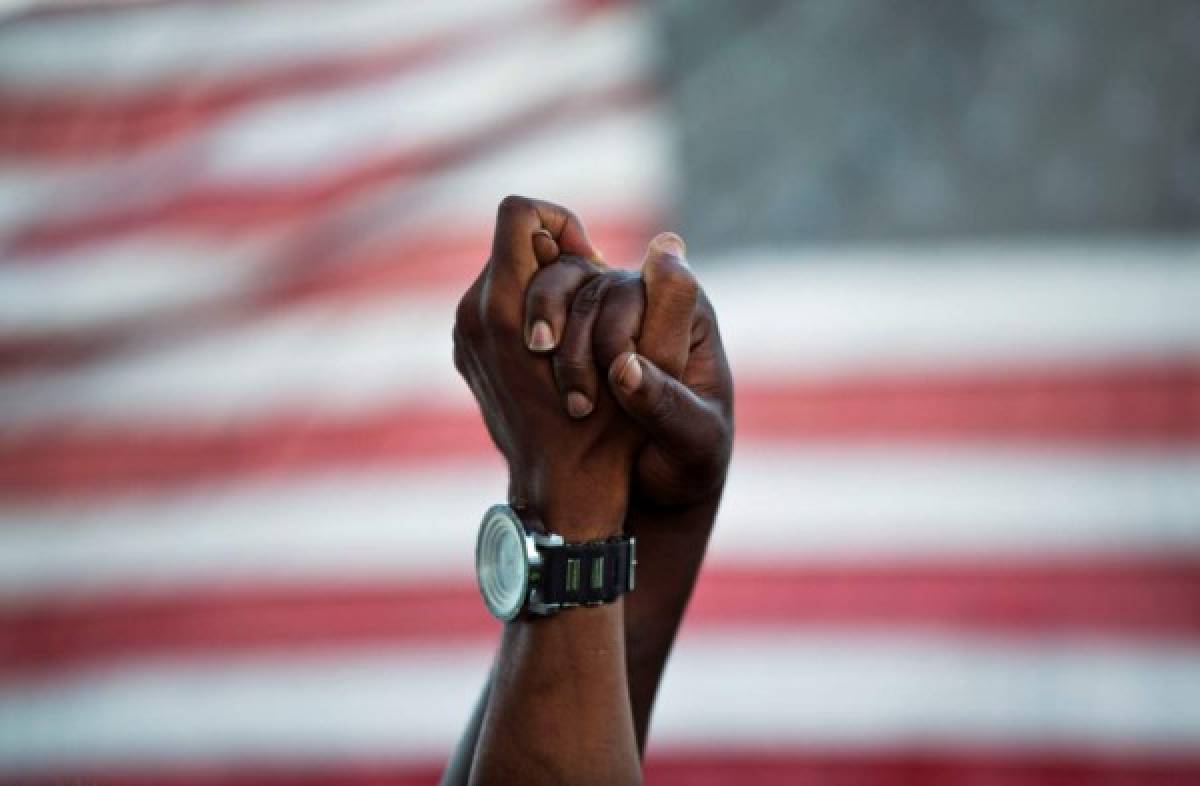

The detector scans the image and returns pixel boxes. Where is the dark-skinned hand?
[523,231,734,511]
[452,196,642,540]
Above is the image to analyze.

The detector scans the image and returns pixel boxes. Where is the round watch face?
[476,505,530,621]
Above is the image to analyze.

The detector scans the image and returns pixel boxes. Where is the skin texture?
[444,197,734,784]
[453,196,638,540]
[453,196,641,786]
[525,232,734,752]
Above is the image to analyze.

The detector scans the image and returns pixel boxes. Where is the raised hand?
[449,196,645,786]
[452,195,638,539]
[522,228,734,753]
[447,198,735,786]
[523,232,734,509]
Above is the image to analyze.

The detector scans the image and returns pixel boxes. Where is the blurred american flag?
[2,1,1199,784]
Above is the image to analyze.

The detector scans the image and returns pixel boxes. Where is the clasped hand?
[453,196,733,540]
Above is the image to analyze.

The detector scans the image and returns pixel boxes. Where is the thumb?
[639,232,697,378]
[608,351,723,457]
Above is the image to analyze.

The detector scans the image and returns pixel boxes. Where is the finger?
[532,228,558,267]
[547,272,639,415]
[608,352,725,458]
[638,232,698,378]
[591,276,645,372]
[553,275,614,418]
[489,195,600,297]
[523,254,600,353]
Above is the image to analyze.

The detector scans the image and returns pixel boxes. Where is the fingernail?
[616,353,642,393]
[532,229,557,264]
[566,391,593,418]
[528,320,554,351]
[651,232,687,261]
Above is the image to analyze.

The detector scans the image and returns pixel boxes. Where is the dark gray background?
[652,0,1200,251]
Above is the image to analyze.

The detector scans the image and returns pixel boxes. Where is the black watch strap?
[539,536,636,607]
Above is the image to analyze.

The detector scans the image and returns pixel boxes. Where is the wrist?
[514,462,631,541]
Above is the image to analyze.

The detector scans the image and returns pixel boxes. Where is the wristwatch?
[475,504,636,621]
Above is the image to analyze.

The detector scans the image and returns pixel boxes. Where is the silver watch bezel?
[476,504,563,620]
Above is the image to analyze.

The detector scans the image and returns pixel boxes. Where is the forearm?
[444,197,728,785]
[622,494,721,753]
[457,466,641,785]
[469,604,641,786]
[442,496,719,785]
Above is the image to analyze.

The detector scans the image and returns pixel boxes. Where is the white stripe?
[2,631,1198,769]
[708,240,1200,376]
[3,448,1198,598]
[0,0,553,88]
[1,249,1195,426]
[1,284,469,418]
[714,446,1200,558]
[0,5,653,231]
[204,8,648,182]
[0,107,669,335]
[657,631,1200,749]
[0,233,286,333]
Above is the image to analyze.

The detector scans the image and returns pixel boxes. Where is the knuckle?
[653,262,699,300]
[593,288,641,366]
[554,355,594,380]
[482,294,519,337]
[570,278,607,316]
[691,289,722,349]
[570,293,600,317]
[594,332,630,372]
[454,290,472,323]
[496,194,532,219]
[671,408,730,482]
[451,322,474,379]
[701,410,734,462]
[560,205,582,228]
[608,277,646,316]
[698,419,734,480]
[454,292,482,341]
[525,286,558,316]
[690,401,733,458]
[646,374,680,423]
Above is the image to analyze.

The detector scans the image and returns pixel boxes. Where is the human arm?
[447,196,643,786]
[441,205,733,783]
[531,234,734,751]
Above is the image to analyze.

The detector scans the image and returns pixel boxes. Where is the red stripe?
[6,81,652,254]
[0,217,657,375]
[0,0,622,159]
[0,0,265,29]
[738,360,1200,443]
[643,749,1200,786]
[0,17,494,158]
[0,402,496,499]
[1,360,1197,499]
[6,748,1200,786]
[3,556,1198,678]
[0,0,622,38]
